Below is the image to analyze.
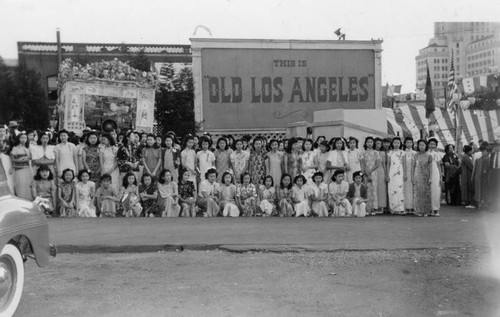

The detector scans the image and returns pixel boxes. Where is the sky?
[0,0,499,93]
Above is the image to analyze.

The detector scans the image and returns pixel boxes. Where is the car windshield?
[0,160,11,196]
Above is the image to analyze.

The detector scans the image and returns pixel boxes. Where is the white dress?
[428,150,442,211]
[328,181,352,217]
[55,142,77,177]
[100,146,120,193]
[346,149,361,183]
[387,150,405,213]
[300,150,316,186]
[403,149,416,210]
[76,181,96,217]
[292,185,310,217]
[310,182,329,217]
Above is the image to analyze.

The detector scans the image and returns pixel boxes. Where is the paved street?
[15,206,500,316]
[50,206,491,252]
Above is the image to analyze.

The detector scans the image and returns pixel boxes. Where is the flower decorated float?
[57,58,159,134]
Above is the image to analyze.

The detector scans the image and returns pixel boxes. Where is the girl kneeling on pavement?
[197,168,220,217]
[328,169,352,217]
[158,169,181,217]
[347,171,367,217]
[219,172,240,217]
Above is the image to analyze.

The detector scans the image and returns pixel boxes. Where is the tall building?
[415,22,500,98]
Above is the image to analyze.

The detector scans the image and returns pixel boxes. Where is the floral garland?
[58,58,159,90]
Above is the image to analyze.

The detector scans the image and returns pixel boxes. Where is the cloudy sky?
[0,0,498,92]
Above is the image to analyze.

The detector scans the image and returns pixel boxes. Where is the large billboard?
[199,47,377,131]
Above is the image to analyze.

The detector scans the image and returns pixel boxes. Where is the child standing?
[328,170,352,217]
[387,137,405,214]
[58,169,76,217]
[119,172,142,217]
[348,171,368,217]
[258,175,276,217]
[277,174,294,217]
[236,172,257,217]
[95,174,120,217]
[291,174,310,217]
[157,169,180,217]
[309,171,329,217]
[219,172,240,217]
[75,170,97,217]
[31,165,56,216]
[139,173,158,217]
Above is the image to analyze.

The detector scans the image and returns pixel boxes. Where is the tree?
[0,56,17,124]
[127,49,151,72]
[155,65,197,136]
[14,63,49,130]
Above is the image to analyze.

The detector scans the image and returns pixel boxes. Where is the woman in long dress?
[299,139,317,186]
[117,131,141,182]
[230,139,249,185]
[30,131,55,178]
[266,139,283,187]
[141,134,162,180]
[248,137,267,186]
[374,138,388,213]
[10,133,33,200]
[346,137,361,184]
[460,145,474,207]
[214,137,232,182]
[413,139,432,216]
[284,138,301,181]
[360,137,379,214]
[163,135,180,183]
[387,137,405,214]
[54,129,78,179]
[402,137,416,213]
[82,132,101,186]
[99,133,120,194]
[472,144,491,209]
[181,135,198,190]
[427,138,443,216]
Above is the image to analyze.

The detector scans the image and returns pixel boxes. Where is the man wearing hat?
[8,121,20,138]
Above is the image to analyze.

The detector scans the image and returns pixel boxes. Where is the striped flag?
[446,54,458,115]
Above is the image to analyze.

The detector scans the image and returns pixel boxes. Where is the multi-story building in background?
[415,22,500,98]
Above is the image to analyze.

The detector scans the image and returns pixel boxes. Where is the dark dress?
[442,153,461,205]
[139,183,159,216]
[460,154,474,204]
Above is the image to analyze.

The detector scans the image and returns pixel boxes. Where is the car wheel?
[0,244,24,317]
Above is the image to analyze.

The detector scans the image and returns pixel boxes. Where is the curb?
[55,244,477,254]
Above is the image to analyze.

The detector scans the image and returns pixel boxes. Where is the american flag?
[446,53,458,115]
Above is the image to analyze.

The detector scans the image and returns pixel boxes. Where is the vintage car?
[0,160,56,316]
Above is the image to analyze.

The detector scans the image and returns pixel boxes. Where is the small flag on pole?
[425,61,435,118]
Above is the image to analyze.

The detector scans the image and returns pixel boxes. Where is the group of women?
[0,126,492,218]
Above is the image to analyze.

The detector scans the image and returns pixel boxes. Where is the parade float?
[57,58,159,134]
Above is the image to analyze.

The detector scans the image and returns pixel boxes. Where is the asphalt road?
[15,248,500,317]
[13,206,500,316]
[49,206,491,253]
